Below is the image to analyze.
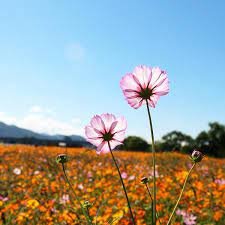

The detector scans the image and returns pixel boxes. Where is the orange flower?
[0,144,224,224]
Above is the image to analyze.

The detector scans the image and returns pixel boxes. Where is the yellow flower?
[27,199,39,209]
[112,210,124,224]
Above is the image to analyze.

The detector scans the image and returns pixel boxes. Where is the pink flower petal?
[127,97,144,109]
[113,131,126,142]
[112,117,127,133]
[97,140,120,154]
[122,90,139,100]
[109,121,118,133]
[85,126,100,139]
[149,67,162,86]
[90,115,105,133]
[99,147,110,154]
[87,137,103,146]
[148,95,160,108]
[133,65,152,89]
[96,141,108,153]
[100,113,116,132]
[152,78,169,96]
[120,73,141,91]
[109,139,123,149]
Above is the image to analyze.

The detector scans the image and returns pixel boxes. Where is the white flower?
[34,170,40,175]
[128,175,135,181]
[13,168,21,175]
[78,184,84,190]
[59,194,70,204]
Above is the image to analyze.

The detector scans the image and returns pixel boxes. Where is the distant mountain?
[0,121,86,143]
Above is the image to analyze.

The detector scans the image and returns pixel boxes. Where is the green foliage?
[157,122,225,158]
[121,136,149,152]
[121,122,225,158]
[159,131,194,153]
[196,122,225,157]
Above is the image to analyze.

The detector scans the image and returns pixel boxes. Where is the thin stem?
[146,100,156,225]
[145,184,162,225]
[95,198,108,225]
[62,163,93,225]
[166,163,196,225]
[145,184,153,202]
[107,141,136,225]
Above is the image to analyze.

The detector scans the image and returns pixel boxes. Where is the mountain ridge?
[0,121,85,142]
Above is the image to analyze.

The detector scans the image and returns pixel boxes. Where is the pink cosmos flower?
[85,113,127,154]
[184,214,197,225]
[121,172,128,179]
[176,209,197,225]
[120,65,169,109]
[0,195,9,202]
[59,194,70,204]
[215,178,225,185]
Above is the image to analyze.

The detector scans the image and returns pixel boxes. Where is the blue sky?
[0,0,225,140]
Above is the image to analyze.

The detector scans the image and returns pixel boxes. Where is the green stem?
[166,163,196,225]
[107,141,136,225]
[146,100,156,225]
[62,163,93,225]
[145,184,162,225]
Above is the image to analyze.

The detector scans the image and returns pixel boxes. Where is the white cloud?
[71,118,81,124]
[65,43,85,62]
[29,105,43,113]
[18,114,83,135]
[0,112,17,124]
[0,108,84,136]
[29,105,54,115]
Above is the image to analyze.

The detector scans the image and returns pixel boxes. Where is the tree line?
[1,121,224,158]
[121,122,225,158]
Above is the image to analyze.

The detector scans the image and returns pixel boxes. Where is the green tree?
[196,122,225,157]
[121,136,149,152]
[159,131,194,153]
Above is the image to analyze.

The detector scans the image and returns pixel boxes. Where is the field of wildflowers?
[0,144,224,225]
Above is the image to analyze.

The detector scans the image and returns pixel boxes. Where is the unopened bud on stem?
[190,150,203,163]
[56,154,68,164]
[82,200,92,210]
[141,177,150,184]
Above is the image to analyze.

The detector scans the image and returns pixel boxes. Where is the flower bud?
[56,154,68,164]
[190,150,203,163]
[82,200,92,210]
[141,177,150,184]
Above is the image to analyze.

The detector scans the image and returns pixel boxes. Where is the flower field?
[0,145,224,225]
